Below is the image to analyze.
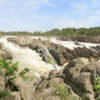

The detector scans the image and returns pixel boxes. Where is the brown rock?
[63,58,96,100]
[4,92,21,100]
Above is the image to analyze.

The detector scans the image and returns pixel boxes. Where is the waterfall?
[0,36,100,76]
[0,36,56,76]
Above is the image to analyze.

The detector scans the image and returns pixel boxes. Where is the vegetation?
[51,84,81,100]
[93,76,100,100]
[19,68,30,81]
[1,27,100,36]
[51,85,69,100]
[0,90,10,99]
[0,59,30,99]
[47,57,57,65]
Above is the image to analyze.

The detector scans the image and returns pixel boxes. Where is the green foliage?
[93,76,100,100]
[47,56,57,65]
[34,27,100,36]
[51,85,69,100]
[0,59,18,80]
[19,68,30,81]
[0,90,10,98]
[0,59,30,99]
[51,84,85,100]
[0,27,100,36]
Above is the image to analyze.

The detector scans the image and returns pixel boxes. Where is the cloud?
[0,0,54,11]
[55,15,100,29]
[70,2,89,15]
[0,0,100,32]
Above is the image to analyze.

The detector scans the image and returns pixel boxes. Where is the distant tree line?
[39,27,100,36]
[0,27,100,36]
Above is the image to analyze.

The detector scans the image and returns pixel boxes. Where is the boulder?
[12,77,35,100]
[59,35,100,43]
[0,74,5,91]
[7,36,100,66]
[4,92,21,100]
[34,70,80,100]
[63,58,96,100]
[8,36,32,47]
[0,43,12,60]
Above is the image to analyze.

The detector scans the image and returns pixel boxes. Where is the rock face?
[63,58,100,100]
[0,43,12,60]
[34,70,80,100]
[59,35,100,43]
[0,73,5,92]
[12,77,35,100]
[2,36,100,100]
[8,36,100,66]
[4,92,21,100]
[8,36,32,47]
[32,46,57,65]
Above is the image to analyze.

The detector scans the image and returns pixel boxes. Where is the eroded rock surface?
[8,36,100,66]
[63,58,100,100]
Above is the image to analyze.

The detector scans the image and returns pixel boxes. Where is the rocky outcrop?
[4,92,21,100]
[34,70,80,100]
[8,37,100,66]
[63,57,100,100]
[5,36,100,100]
[8,36,33,47]
[12,77,35,100]
[0,72,5,92]
[0,43,12,60]
[59,35,100,43]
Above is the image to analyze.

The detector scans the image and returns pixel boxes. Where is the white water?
[31,36,100,49]
[0,36,57,76]
[0,36,100,77]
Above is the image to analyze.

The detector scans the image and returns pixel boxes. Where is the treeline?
[38,27,100,36]
[0,27,100,36]
[0,31,33,35]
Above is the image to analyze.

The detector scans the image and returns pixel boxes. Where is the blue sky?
[0,0,100,32]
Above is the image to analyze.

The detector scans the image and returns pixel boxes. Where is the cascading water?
[31,36,100,49]
[0,36,56,76]
[0,36,100,76]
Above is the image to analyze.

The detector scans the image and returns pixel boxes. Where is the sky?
[0,0,100,32]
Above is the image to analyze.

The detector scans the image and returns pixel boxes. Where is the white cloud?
[55,15,100,29]
[0,0,54,10]
[69,1,89,16]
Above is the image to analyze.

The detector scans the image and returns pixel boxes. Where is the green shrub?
[19,68,30,81]
[51,85,69,100]
[93,76,100,100]
[0,90,10,98]
[0,59,30,99]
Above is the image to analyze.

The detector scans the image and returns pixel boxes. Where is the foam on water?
[31,36,100,49]
[0,36,100,76]
[0,36,56,76]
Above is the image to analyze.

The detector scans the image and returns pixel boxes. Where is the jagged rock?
[4,49,13,60]
[32,46,57,65]
[0,74,5,91]
[0,43,12,60]
[59,35,100,43]
[8,36,100,66]
[95,60,100,75]
[8,36,32,47]
[4,92,21,100]
[12,77,35,100]
[34,70,80,100]
[63,58,96,100]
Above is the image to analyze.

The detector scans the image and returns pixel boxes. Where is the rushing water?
[0,36,56,76]
[31,36,100,49]
[0,36,100,76]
